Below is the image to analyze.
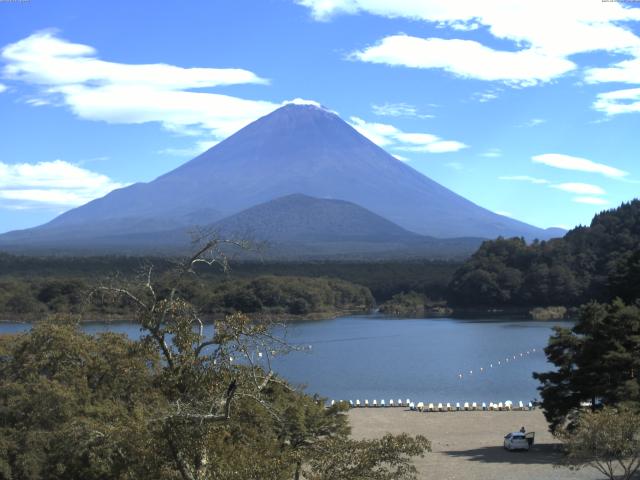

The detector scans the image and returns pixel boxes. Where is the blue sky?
[1,0,639,234]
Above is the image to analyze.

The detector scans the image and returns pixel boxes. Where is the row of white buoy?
[457,348,538,379]
[330,399,534,411]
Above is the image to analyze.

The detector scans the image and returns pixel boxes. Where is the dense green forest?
[0,275,374,320]
[0,256,457,320]
[448,200,640,307]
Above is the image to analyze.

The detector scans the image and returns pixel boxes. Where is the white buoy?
[469,370,473,375]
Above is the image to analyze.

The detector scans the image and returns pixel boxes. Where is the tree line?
[448,200,640,308]
[0,275,374,320]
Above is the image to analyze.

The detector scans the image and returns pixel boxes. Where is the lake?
[0,314,567,406]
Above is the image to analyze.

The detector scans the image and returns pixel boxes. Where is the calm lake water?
[0,314,568,405]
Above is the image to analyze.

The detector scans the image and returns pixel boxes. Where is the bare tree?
[95,234,293,480]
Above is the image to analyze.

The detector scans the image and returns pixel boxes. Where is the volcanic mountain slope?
[211,194,484,258]
[0,103,560,252]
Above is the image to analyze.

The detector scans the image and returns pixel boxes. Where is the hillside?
[448,200,640,307]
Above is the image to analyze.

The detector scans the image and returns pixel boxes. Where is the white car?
[503,432,530,451]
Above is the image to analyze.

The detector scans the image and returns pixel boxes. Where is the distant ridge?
[0,103,563,254]
[211,194,484,259]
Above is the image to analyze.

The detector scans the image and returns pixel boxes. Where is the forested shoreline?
[0,255,458,321]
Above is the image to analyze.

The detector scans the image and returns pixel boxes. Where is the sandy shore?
[348,408,600,480]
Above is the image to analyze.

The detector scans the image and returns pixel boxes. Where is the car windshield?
[512,435,525,440]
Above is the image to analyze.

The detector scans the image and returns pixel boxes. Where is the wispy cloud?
[301,0,640,113]
[472,89,501,103]
[0,160,126,208]
[481,148,502,158]
[532,153,629,178]
[351,35,575,87]
[499,175,549,185]
[573,196,609,206]
[158,140,219,157]
[520,118,546,127]
[551,182,605,195]
[1,31,279,141]
[349,116,468,154]
[592,87,640,116]
[372,102,433,118]
[0,83,7,93]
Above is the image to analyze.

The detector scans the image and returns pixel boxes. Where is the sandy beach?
[348,408,601,480]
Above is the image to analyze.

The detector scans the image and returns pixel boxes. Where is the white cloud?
[0,83,7,93]
[0,160,127,208]
[445,161,463,170]
[551,182,605,195]
[481,148,502,158]
[592,87,640,116]
[499,175,549,184]
[349,116,468,154]
[473,90,500,102]
[420,140,468,153]
[301,0,640,100]
[352,35,575,87]
[585,49,640,85]
[1,32,279,140]
[301,0,640,56]
[158,140,219,157]
[532,153,629,178]
[573,196,609,206]
[372,102,433,118]
[392,154,410,162]
[521,118,546,127]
